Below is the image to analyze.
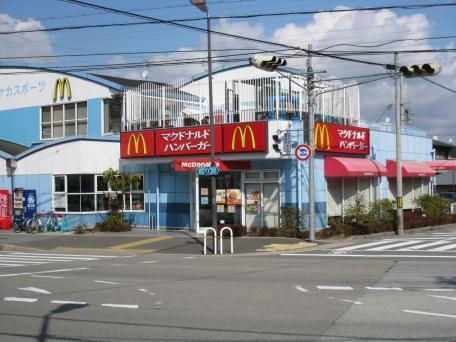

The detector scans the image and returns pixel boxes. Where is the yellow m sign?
[127,133,147,155]
[314,123,331,150]
[53,77,72,101]
[231,125,256,150]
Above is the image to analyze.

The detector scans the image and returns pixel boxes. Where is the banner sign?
[121,121,266,158]
[0,190,11,229]
[223,122,267,153]
[120,130,155,158]
[23,190,37,218]
[314,122,370,155]
[173,158,250,171]
[155,125,223,156]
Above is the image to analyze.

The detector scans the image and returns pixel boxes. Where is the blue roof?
[15,135,119,161]
[0,66,125,92]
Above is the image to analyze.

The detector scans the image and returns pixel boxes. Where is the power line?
[4,2,456,36]
[58,0,391,69]
[422,77,456,94]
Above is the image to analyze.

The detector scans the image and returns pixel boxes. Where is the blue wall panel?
[88,99,102,136]
[0,107,40,146]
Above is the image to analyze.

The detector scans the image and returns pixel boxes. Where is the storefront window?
[103,98,122,134]
[41,102,88,139]
[52,174,144,213]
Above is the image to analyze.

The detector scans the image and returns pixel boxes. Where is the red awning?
[324,157,387,177]
[423,160,456,171]
[386,160,436,177]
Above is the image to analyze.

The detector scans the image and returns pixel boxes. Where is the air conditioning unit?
[6,158,17,169]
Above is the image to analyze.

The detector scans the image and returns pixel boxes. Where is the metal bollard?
[203,228,217,255]
[219,226,234,254]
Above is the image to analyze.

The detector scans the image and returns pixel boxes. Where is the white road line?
[337,240,395,251]
[102,304,138,309]
[139,261,157,264]
[424,288,456,292]
[18,287,51,294]
[295,285,308,293]
[341,299,363,305]
[428,294,456,301]
[93,280,119,285]
[0,267,91,278]
[2,255,96,261]
[10,252,117,258]
[281,253,456,258]
[0,264,25,267]
[0,257,48,264]
[184,256,196,259]
[403,309,456,319]
[4,297,38,303]
[398,240,452,251]
[51,300,87,305]
[366,287,403,291]
[429,243,456,251]
[369,240,424,251]
[317,286,353,290]
[107,264,123,267]
[138,289,149,293]
[30,275,64,279]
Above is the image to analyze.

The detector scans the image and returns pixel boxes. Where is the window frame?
[41,101,88,140]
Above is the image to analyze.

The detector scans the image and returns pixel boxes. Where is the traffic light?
[249,55,287,72]
[272,134,281,153]
[399,63,440,77]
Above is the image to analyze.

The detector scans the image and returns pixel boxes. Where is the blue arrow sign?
[196,167,219,176]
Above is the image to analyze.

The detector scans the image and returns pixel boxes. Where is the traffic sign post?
[196,167,219,176]
[295,144,312,161]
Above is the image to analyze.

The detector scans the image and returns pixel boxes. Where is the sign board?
[314,122,370,155]
[0,190,11,229]
[174,158,250,171]
[196,167,219,176]
[23,190,37,218]
[295,144,312,161]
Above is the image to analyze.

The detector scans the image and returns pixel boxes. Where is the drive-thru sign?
[295,144,312,161]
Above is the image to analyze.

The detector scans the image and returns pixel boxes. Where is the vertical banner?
[23,190,37,218]
[0,190,11,229]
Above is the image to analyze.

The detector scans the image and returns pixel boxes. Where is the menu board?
[201,196,209,205]
[200,187,208,196]
[226,189,241,205]
[216,189,226,204]
[217,205,225,213]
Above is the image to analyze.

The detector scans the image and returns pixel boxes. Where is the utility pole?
[307,44,315,242]
[395,52,404,235]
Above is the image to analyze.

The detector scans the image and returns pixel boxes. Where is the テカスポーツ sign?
[120,121,267,158]
[314,122,370,155]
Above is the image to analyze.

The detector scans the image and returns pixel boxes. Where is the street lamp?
[189,0,217,232]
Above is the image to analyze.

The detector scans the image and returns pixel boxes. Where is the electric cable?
[421,77,456,94]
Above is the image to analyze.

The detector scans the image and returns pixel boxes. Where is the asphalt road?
[0,241,455,341]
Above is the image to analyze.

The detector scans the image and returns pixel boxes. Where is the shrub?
[73,225,85,234]
[415,195,450,218]
[279,206,304,238]
[95,213,132,232]
[248,227,279,237]
[218,224,246,237]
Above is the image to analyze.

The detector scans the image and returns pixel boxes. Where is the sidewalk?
[1,223,454,255]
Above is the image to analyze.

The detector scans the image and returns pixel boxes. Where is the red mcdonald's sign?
[0,190,11,229]
[314,122,370,155]
[223,122,266,153]
[120,131,155,158]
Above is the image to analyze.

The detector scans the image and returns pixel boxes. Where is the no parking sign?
[295,144,312,161]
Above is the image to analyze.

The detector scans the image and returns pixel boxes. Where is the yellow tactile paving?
[109,236,171,249]
[256,242,316,252]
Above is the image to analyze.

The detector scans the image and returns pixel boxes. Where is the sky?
[1,0,455,143]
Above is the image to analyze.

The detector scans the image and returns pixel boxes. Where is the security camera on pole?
[250,50,316,242]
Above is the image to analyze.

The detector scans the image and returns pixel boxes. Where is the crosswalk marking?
[333,238,456,253]
[369,240,424,251]
[0,252,122,269]
[338,240,395,251]
[429,243,456,252]
[398,240,450,251]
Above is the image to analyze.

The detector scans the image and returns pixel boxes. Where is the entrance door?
[245,183,262,228]
[244,181,280,229]
[263,183,279,228]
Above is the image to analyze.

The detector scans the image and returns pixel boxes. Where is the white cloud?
[0,13,54,61]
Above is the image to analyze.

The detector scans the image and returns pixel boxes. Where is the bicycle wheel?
[26,219,34,233]
[13,222,21,233]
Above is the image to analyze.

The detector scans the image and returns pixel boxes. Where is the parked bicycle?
[42,212,60,232]
[26,213,45,233]
[13,214,31,233]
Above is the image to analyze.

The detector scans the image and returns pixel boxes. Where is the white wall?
[15,140,120,175]
[0,68,116,111]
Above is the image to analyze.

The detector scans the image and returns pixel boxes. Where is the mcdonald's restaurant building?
[0,65,439,232]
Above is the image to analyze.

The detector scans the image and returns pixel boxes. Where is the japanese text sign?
[314,122,370,155]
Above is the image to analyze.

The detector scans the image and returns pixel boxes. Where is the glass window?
[97,176,109,192]
[54,176,65,192]
[77,102,87,119]
[81,194,95,212]
[65,103,75,120]
[53,105,63,122]
[41,102,88,139]
[96,194,110,211]
[67,175,80,193]
[53,194,66,212]
[68,194,80,212]
[245,172,261,180]
[81,174,94,193]
[103,98,122,134]
[42,107,51,123]
[264,171,279,179]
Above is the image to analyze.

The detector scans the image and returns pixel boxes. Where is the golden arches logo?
[314,123,331,150]
[53,77,72,101]
[231,125,256,150]
[127,133,147,155]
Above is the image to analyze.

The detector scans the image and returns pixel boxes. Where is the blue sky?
[1,0,455,141]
